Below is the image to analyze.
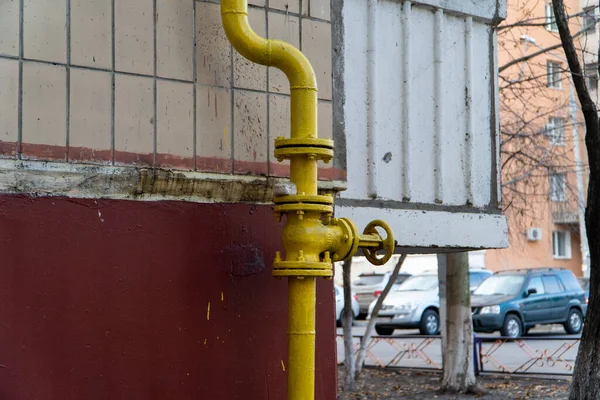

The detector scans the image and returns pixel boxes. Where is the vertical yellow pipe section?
[287,277,316,400]
[220,0,318,195]
[221,1,319,398]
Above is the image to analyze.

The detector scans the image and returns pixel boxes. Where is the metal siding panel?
[440,14,468,206]
[376,0,404,201]
[472,21,493,207]
[342,1,369,199]
[339,0,501,214]
[408,5,436,204]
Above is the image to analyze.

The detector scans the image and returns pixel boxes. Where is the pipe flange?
[273,260,333,277]
[274,147,333,162]
[274,194,333,205]
[331,217,360,262]
[274,137,334,162]
[274,203,333,215]
[274,137,334,150]
[272,269,333,278]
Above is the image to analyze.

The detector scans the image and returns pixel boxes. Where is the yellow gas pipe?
[220,2,395,398]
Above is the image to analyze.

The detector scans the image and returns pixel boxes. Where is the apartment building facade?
[486,0,590,276]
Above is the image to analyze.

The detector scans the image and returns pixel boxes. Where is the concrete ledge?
[0,159,347,204]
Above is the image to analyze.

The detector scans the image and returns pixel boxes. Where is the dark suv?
[472,268,587,337]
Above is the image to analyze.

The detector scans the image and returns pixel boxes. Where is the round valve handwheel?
[362,220,395,266]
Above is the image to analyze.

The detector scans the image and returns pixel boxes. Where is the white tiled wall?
[0,0,334,178]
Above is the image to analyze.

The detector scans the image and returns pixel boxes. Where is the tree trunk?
[569,142,600,399]
[341,258,356,392]
[571,210,600,399]
[441,252,480,394]
[354,254,407,379]
[550,1,600,398]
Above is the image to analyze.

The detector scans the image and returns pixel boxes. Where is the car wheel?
[419,309,440,336]
[500,314,522,338]
[564,308,583,334]
[375,326,394,336]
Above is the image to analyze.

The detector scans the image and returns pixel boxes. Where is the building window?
[547,61,561,88]
[550,173,566,202]
[546,3,558,32]
[552,231,572,259]
[585,63,598,91]
[546,117,564,145]
[584,6,597,32]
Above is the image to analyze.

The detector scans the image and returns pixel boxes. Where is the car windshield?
[354,274,385,286]
[397,275,438,291]
[473,275,525,296]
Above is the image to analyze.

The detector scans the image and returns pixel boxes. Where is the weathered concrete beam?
[0,159,346,204]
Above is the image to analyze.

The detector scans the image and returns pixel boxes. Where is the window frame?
[547,61,562,88]
[552,231,572,259]
[547,117,564,145]
[550,173,567,202]
[583,6,597,32]
[585,63,599,91]
[545,3,559,32]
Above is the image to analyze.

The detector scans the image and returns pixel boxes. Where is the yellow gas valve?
[273,205,395,278]
[358,220,395,266]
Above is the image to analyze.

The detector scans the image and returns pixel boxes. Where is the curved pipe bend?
[221,0,319,192]
[221,1,317,91]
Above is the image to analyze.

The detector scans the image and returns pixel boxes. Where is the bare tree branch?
[552,2,597,117]
[354,254,407,379]
[499,28,588,73]
[498,7,598,31]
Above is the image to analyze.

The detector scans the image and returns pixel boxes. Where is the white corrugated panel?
[336,0,508,251]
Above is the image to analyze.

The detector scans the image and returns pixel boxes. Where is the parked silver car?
[351,271,412,317]
[370,269,492,335]
[335,285,360,326]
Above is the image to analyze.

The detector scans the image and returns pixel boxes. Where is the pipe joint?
[273,210,395,277]
[273,137,333,164]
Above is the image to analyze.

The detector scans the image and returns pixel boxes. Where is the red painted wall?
[0,195,337,399]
